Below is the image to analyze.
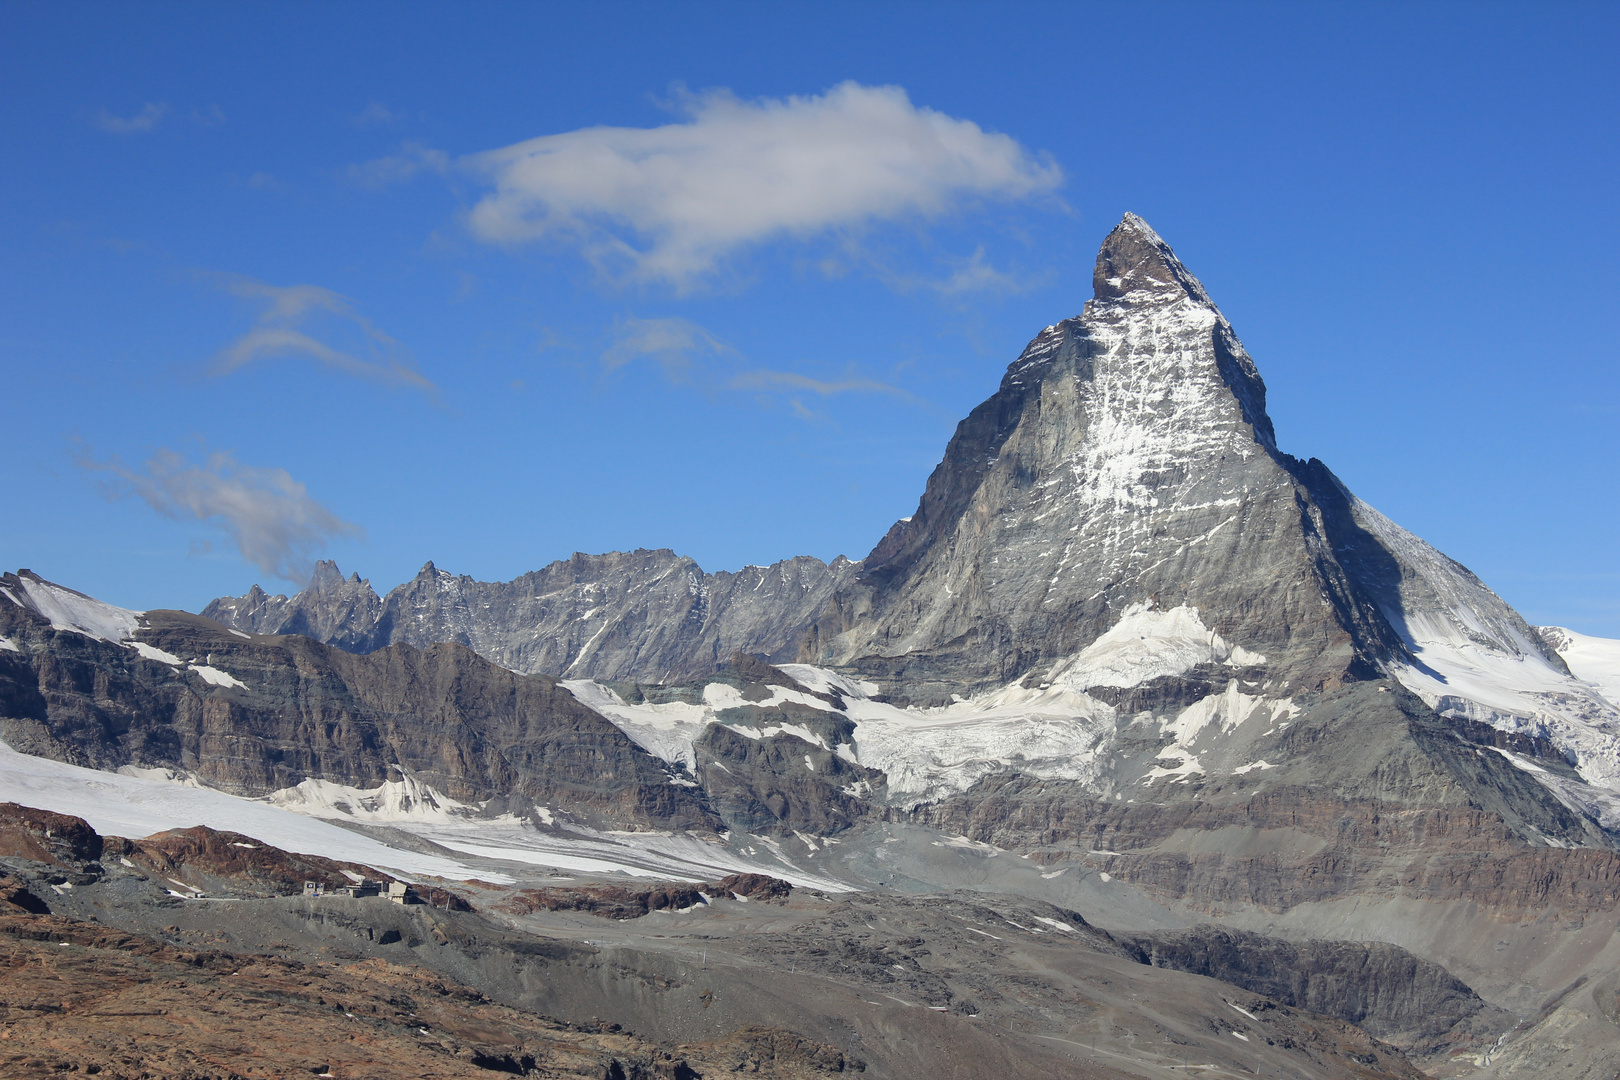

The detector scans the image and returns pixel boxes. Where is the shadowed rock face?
[0,591,721,832]
[1123,925,1513,1056]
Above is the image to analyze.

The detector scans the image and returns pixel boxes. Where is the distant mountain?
[204,551,859,684]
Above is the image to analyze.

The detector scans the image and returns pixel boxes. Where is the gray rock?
[205,551,860,684]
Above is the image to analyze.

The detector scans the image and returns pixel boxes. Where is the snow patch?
[129,642,183,665]
[190,664,244,689]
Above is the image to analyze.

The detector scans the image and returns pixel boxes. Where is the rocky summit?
[5,214,1620,1078]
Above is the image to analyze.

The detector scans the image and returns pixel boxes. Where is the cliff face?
[1123,925,1513,1056]
[1,575,719,832]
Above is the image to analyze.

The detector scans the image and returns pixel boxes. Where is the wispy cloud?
[209,276,438,399]
[353,101,403,126]
[602,316,736,378]
[728,368,918,403]
[599,315,917,416]
[93,102,169,134]
[190,104,226,128]
[348,141,449,188]
[461,81,1062,289]
[78,445,362,585]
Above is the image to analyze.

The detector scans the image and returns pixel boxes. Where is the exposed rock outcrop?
[1124,925,1512,1056]
[503,873,792,920]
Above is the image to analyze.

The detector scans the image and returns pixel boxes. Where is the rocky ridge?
[0,572,720,831]
[205,551,860,684]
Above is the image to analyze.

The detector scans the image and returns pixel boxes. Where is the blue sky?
[3,1,1618,635]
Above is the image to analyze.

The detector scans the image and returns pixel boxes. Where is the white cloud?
[210,276,438,398]
[462,82,1062,288]
[601,316,736,378]
[93,102,170,134]
[79,446,361,585]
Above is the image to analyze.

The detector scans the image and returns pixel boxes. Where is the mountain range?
[4,214,1620,1078]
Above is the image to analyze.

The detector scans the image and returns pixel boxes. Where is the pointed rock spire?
[804,213,1397,696]
[1092,212,1213,304]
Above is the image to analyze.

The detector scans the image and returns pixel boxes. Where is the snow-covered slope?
[0,739,494,882]
[566,629,1304,810]
[3,572,142,642]
[1538,626,1620,710]
[1345,498,1620,793]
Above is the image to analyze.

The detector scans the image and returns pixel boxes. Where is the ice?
[776,665,880,698]
[1049,604,1266,691]
[0,740,497,882]
[1160,680,1266,746]
[701,682,836,713]
[266,772,478,824]
[390,818,852,891]
[561,679,709,770]
[11,575,142,643]
[836,681,1117,804]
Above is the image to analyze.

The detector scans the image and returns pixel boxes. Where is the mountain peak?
[1092,212,1212,305]
[309,559,345,592]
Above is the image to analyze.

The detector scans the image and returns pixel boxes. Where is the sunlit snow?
[0,740,498,882]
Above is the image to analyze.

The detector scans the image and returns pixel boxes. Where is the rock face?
[205,550,860,683]
[0,802,103,866]
[798,215,1554,703]
[1125,925,1513,1056]
[0,575,720,832]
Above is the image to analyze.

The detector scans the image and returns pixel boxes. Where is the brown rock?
[0,802,103,867]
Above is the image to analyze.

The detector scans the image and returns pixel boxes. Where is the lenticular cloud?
[463,82,1062,287]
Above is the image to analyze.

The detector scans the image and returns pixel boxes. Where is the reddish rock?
[0,802,103,867]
